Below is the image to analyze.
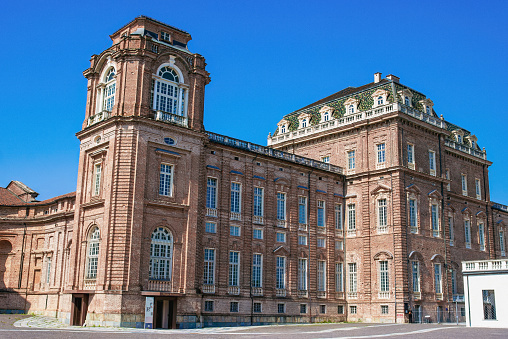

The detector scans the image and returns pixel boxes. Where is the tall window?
[280,125,286,134]
[412,261,420,292]
[446,169,451,191]
[347,204,356,233]
[276,256,286,289]
[86,227,100,279]
[379,261,389,292]
[461,174,468,196]
[253,187,264,218]
[298,197,307,224]
[252,254,262,288]
[449,216,454,245]
[302,119,307,128]
[149,227,173,280]
[475,179,481,200]
[409,198,418,233]
[434,264,442,294]
[323,112,329,121]
[451,269,457,294]
[102,68,116,112]
[377,143,386,164]
[377,96,383,105]
[347,150,356,170]
[159,164,173,196]
[404,96,410,106]
[465,220,471,248]
[483,290,496,320]
[317,261,326,292]
[203,248,215,285]
[46,257,52,284]
[298,235,307,245]
[348,263,357,293]
[228,251,239,287]
[335,263,343,292]
[277,193,286,221]
[153,66,186,117]
[479,222,485,251]
[429,151,436,176]
[349,105,354,114]
[317,200,325,227]
[206,178,217,210]
[335,204,343,231]
[407,144,414,166]
[231,182,241,213]
[298,258,307,291]
[500,230,506,256]
[431,204,440,237]
[378,199,387,232]
[93,163,102,196]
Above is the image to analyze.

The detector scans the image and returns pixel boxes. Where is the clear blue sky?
[1,0,507,203]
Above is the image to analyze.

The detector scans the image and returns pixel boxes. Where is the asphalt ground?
[0,314,506,339]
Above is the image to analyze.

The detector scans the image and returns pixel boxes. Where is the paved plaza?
[0,315,504,338]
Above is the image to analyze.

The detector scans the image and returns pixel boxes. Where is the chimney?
[386,74,400,83]
[374,72,382,83]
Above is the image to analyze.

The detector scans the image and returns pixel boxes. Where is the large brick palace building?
[1,16,507,329]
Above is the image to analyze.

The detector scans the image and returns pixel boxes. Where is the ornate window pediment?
[371,89,390,108]
[371,184,392,196]
[398,89,413,107]
[374,251,393,261]
[428,189,442,201]
[465,134,478,149]
[344,98,359,115]
[319,106,334,123]
[277,118,288,134]
[298,112,311,129]
[419,98,434,115]
[273,245,289,255]
[406,184,421,195]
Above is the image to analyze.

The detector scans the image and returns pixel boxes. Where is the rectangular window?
[298,258,307,291]
[252,254,262,288]
[378,199,387,231]
[461,174,468,196]
[434,264,442,294]
[429,151,436,176]
[322,156,330,163]
[206,177,217,209]
[203,248,215,285]
[409,198,417,233]
[230,225,240,237]
[230,302,239,313]
[300,304,307,314]
[276,257,286,289]
[335,204,343,230]
[479,223,485,251]
[320,305,326,314]
[205,222,216,233]
[228,251,239,286]
[253,228,263,240]
[446,169,451,191]
[377,143,386,163]
[338,305,344,314]
[379,261,389,292]
[431,204,440,237]
[349,263,357,293]
[277,193,286,220]
[465,220,471,248]
[253,302,262,313]
[335,240,343,250]
[160,31,170,41]
[204,300,214,312]
[298,197,307,224]
[159,164,172,196]
[298,235,307,246]
[93,163,102,196]
[500,230,506,256]
[449,216,454,245]
[350,305,357,314]
[483,290,496,320]
[475,179,481,200]
[276,232,286,243]
[317,238,326,248]
[451,269,457,295]
[317,260,326,292]
[317,200,325,227]
[407,144,414,166]
[347,150,356,170]
[277,303,285,314]
[253,187,264,219]
[381,305,389,314]
[412,261,420,292]
[46,257,51,284]
[231,182,241,213]
[335,263,343,292]
[347,204,356,233]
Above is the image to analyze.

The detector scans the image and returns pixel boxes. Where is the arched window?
[0,240,12,289]
[86,227,100,279]
[404,96,410,106]
[280,125,286,134]
[102,68,116,112]
[349,105,355,114]
[426,106,430,115]
[149,227,173,280]
[302,119,307,128]
[324,112,329,122]
[153,66,187,117]
[377,96,384,105]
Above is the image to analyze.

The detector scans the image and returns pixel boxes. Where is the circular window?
[164,137,176,145]
[94,136,102,144]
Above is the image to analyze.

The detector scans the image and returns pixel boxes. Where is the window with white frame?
[276,256,286,289]
[461,174,468,196]
[379,261,389,292]
[206,177,217,211]
[348,105,355,114]
[317,238,326,248]
[347,150,356,170]
[335,204,343,231]
[479,222,485,251]
[348,263,357,293]
[231,182,241,214]
[404,96,410,106]
[381,305,389,314]
[407,144,415,168]
[160,31,170,41]
[350,305,357,314]
[276,232,286,243]
[409,198,418,233]
[152,66,187,117]
[426,106,431,115]
[159,163,173,196]
[322,156,330,163]
[475,179,481,200]
[149,227,173,281]
[347,204,356,234]
[317,260,326,292]
[228,251,239,287]
[464,219,471,248]
[230,225,240,237]
[86,226,100,279]
[253,187,264,218]
[203,248,215,285]
[298,258,307,291]
[378,199,387,232]
[101,68,116,112]
[500,230,506,256]
[298,196,307,224]
[205,222,216,233]
[93,163,102,196]
[377,96,384,105]
[252,254,262,288]
[335,263,343,292]
[317,200,325,227]
[448,216,454,245]
[377,143,386,164]
[429,151,436,176]
[434,264,442,294]
[298,235,307,246]
[483,290,496,320]
[253,228,263,240]
[412,261,420,293]
[446,169,451,191]
[280,124,286,134]
[335,240,343,250]
[302,119,307,128]
[431,204,440,237]
[277,192,286,221]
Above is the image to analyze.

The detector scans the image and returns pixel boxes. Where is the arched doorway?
[0,240,13,289]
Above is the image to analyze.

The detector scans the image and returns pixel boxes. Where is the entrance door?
[414,305,421,323]
[154,298,176,329]
[71,294,88,326]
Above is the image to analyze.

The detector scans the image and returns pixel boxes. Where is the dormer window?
[377,96,384,105]
[405,96,410,106]
[324,112,329,121]
[471,140,475,149]
[419,98,434,116]
[160,31,170,42]
[281,125,286,134]
[349,105,354,114]
[102,68,116,112]
[371,89,389,108]
[426,106,430,114]
[456,135,462,143]
[398,89,413,108]
[302,119,307,128]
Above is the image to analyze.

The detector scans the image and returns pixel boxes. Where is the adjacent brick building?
[0,16,506,328]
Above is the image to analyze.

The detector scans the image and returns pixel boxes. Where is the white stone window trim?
[428,150,436,176]
[298,113,312,129]
[85,226,100,280]
[92,162,102,197]
[371,89,390,109]
[407,143,415,170]
[475,178,481,200]
[159,163,174,197]
[344,98,359,115]
[149,227,174,281]
[95,60,118,115]
[153,62,189,118]
[461,173,468,196]
[319,105,334,123]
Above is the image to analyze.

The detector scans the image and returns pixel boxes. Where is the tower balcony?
[154,110,188,127]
